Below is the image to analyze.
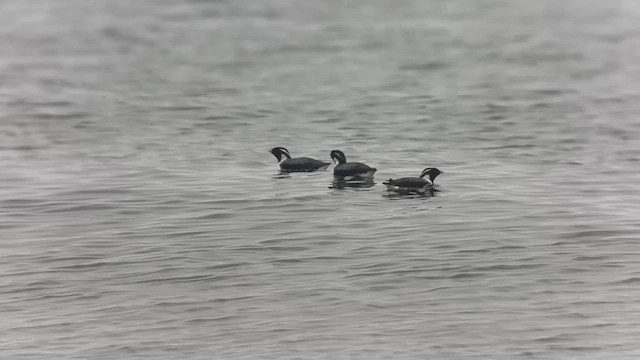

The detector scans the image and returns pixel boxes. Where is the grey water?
[2,0,640,358]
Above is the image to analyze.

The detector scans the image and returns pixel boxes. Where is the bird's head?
[270,147,291,162]
[420,168,443,182]
[330,150,347,165]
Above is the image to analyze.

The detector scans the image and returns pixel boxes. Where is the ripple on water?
[2,0,640,359]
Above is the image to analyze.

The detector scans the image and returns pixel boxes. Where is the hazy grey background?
[2,0,640,359]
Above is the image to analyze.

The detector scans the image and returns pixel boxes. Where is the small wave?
[156,105,209,111]
[131,273,220,284]
[200,115,235,121]
[449,272,485,279]
[31,112,90,120]
[400,61,448,71]
[613,277,640,285]
[39,203,117,213]
[191,212,234,220]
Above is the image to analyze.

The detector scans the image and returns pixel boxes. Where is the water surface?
[2,0,640,359]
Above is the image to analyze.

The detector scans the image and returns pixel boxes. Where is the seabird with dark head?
[330,150,377,179]
[270,147,330,172]
[383,167,443,193]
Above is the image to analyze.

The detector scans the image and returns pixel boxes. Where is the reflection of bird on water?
[329,177,375,190]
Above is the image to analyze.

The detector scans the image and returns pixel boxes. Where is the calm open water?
[2,0,640,359]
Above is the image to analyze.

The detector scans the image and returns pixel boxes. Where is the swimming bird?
[330,150,377,179]
[270,147,330,172]
[383,168,443,193]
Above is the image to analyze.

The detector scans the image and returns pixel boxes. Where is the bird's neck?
[333,157,346,164]
[420,174,436,182]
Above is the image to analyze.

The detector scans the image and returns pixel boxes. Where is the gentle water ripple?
[3,0,640,359]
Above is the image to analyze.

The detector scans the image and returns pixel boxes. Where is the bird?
[383,168,443,193]
[270,147,330,172]
[330,150,377,179]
